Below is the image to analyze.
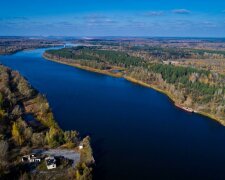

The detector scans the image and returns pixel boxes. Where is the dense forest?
[73,39,225,60]
[0,65,93,179]
[45,47,225,123]
[129,46,225,60]
[46,47,145,69]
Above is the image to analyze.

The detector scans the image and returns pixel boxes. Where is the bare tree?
[0,140,8,161]
[0,140,8,170]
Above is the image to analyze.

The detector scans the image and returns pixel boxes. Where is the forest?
[129,46,225,60]
[45,46,225,123]
[46,46,145,68]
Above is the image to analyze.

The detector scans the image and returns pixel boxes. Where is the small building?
[78,143,83,150]
[22,154,41,163]
[45,156,57,170]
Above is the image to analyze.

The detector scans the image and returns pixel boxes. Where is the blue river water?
[1,48,225,180]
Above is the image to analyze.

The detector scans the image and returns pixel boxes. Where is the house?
[45,156,57,170]
[22,154,41,163]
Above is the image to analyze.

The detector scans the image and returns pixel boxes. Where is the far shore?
[0,44,63,56]
[43,53,224,126]
[43,54,123,78]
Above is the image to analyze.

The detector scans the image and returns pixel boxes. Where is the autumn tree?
[0,140,9,174]
[12,122,24,146]
[75,163,92,180]
[31,132,46,147]
[64,130,78,143]
[45,127,64,147]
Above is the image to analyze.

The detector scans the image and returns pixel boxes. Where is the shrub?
[11,105,23,118]
[75,162,92,180]
[45,127,64,148]
[31,132,46,147]
[80,136,94,165]
[24,127,33,142]
[20,146,31,155]
[64,130,78,144]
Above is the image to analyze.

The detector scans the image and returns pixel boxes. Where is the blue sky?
[0,0,225,37]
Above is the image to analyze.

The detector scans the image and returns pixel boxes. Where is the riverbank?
[124,76,225,126]
[43,54,224,126]
[43,53,123,78]
[0,64,94,179]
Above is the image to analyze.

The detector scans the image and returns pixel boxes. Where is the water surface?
[1,48,225,180]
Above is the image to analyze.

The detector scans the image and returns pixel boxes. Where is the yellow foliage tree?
[45,127,63,147]
[12,122,24,146]
[0,110,4,120]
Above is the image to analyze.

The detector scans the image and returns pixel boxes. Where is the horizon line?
[1,35,225,39]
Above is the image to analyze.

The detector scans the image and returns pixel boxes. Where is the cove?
[1,48,225,180]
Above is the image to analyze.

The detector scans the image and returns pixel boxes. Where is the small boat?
[175,104,193,113]
[181,107,193,113]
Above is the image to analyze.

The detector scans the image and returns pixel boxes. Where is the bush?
[45,127,64,148]
[31,132,46,147]
[20,146,31,155]
[64,130,78,144]
[11,105,23,118]
[75,162,92,180]
[24,127,33,142]
[80,136,94,165]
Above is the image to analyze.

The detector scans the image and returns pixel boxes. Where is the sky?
[0,0,225,37]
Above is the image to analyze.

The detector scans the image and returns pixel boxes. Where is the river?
[1,48,225,180]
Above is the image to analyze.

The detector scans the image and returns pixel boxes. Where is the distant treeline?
[129,46,225,60]
[0,39,61,55]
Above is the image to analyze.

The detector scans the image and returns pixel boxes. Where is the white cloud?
[145,11,164,16]
[172,9,191,14]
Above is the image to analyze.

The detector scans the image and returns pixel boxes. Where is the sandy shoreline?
[43,54,123,78]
